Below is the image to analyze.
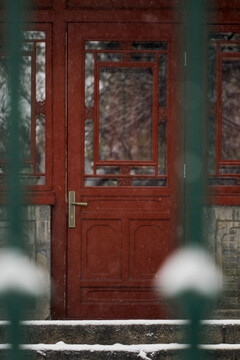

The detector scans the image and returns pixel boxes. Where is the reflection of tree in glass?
[0,35,46,184]
[84,46,168,186]
[99,67,153,161]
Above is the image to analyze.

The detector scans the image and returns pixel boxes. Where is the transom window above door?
[84,40,168,187]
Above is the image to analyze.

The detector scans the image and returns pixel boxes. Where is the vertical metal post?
[5,0,25,359]
[184,1,207,359]
[184,0,206,247]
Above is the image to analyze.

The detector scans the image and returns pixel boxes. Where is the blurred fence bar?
[184,0,207,247]
[5,0,25,359]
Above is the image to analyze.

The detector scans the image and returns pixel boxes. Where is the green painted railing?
[2,0,220,359]
[4,1,27,359]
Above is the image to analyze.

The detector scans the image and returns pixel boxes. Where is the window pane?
[158,122,167,175]
[132,178,166,186]
[219,166,240,174]
[20,55,32,161]
[130,53,156,62]
[85,41,120,50]
[132,42,168,50]
[97,53,121,62]
[222,59,240,160]
[0,30,47,185]
[99,67,153,161]
[208,177,238,186]
[36,114,45,173]
[85,178,118,186]
[85,53,94,107]
[22,31,46,40]
[85,118,94,175]
[36,42,46,102]
[159,54,168,108]
[209,32,240,41]
[220,44,240,52]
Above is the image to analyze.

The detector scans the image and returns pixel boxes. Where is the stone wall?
[0,204,240,319]
[205,206,240,318]
[0,205,51,320]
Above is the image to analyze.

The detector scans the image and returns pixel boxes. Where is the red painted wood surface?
[67,22,181,319]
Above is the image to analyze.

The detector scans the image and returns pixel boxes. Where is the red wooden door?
[67,22,181,319]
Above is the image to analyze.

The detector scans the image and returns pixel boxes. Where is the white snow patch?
[155,247,222,298]
[19,343,188,352]
[0,249,47,296]
[17,319,189,326]
[138,349,152,360]
[1,343,240,352]
[2,319,240,327]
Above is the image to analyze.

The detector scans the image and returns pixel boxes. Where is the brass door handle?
[69,191,88,228]
[72,202,88,206]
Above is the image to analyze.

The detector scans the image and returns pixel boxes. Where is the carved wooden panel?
[67,0,180,9]
[81,220,122,280]
[81,288,159,303]
[67,0,239,10]
[129,220,169,280]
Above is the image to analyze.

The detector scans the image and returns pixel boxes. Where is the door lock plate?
[69,191,88,228]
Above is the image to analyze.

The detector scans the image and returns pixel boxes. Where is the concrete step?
[1,344,240,360]
[1,320,240,359]
[0,320,240,345]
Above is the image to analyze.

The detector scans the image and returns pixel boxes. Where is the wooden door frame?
[4,0,238,319]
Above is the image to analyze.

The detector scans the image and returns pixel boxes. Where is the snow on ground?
[155,246,222,298]
[2,319,240,326]
[1,343,240,351]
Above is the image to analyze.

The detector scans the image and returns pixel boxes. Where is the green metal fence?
[2,0,220,358]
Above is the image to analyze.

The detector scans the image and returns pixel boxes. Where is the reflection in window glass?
[85,53,94,107]
[208,177,238,186]
[22,31,46,40]
[130,53,156,62]
[0,30,47,185]
[159,54,167,108]
[132,178,166,186]
[36,114,45,173]
[158,122,167,175]
[97,53,121,62]
[209,32,240,41]
[96,167,121,175]
[84,118,94,175]
[85,41,120,50]
[219,166,240,174]
[222,59,240,160]
[99,67,153,161]
[84,178,118,186]
[130,167,155,175]
[133,42,168,50]
[21,42,34,52]
[36,42,46,102]
[220,44,240,52]
[19,55,32,161]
